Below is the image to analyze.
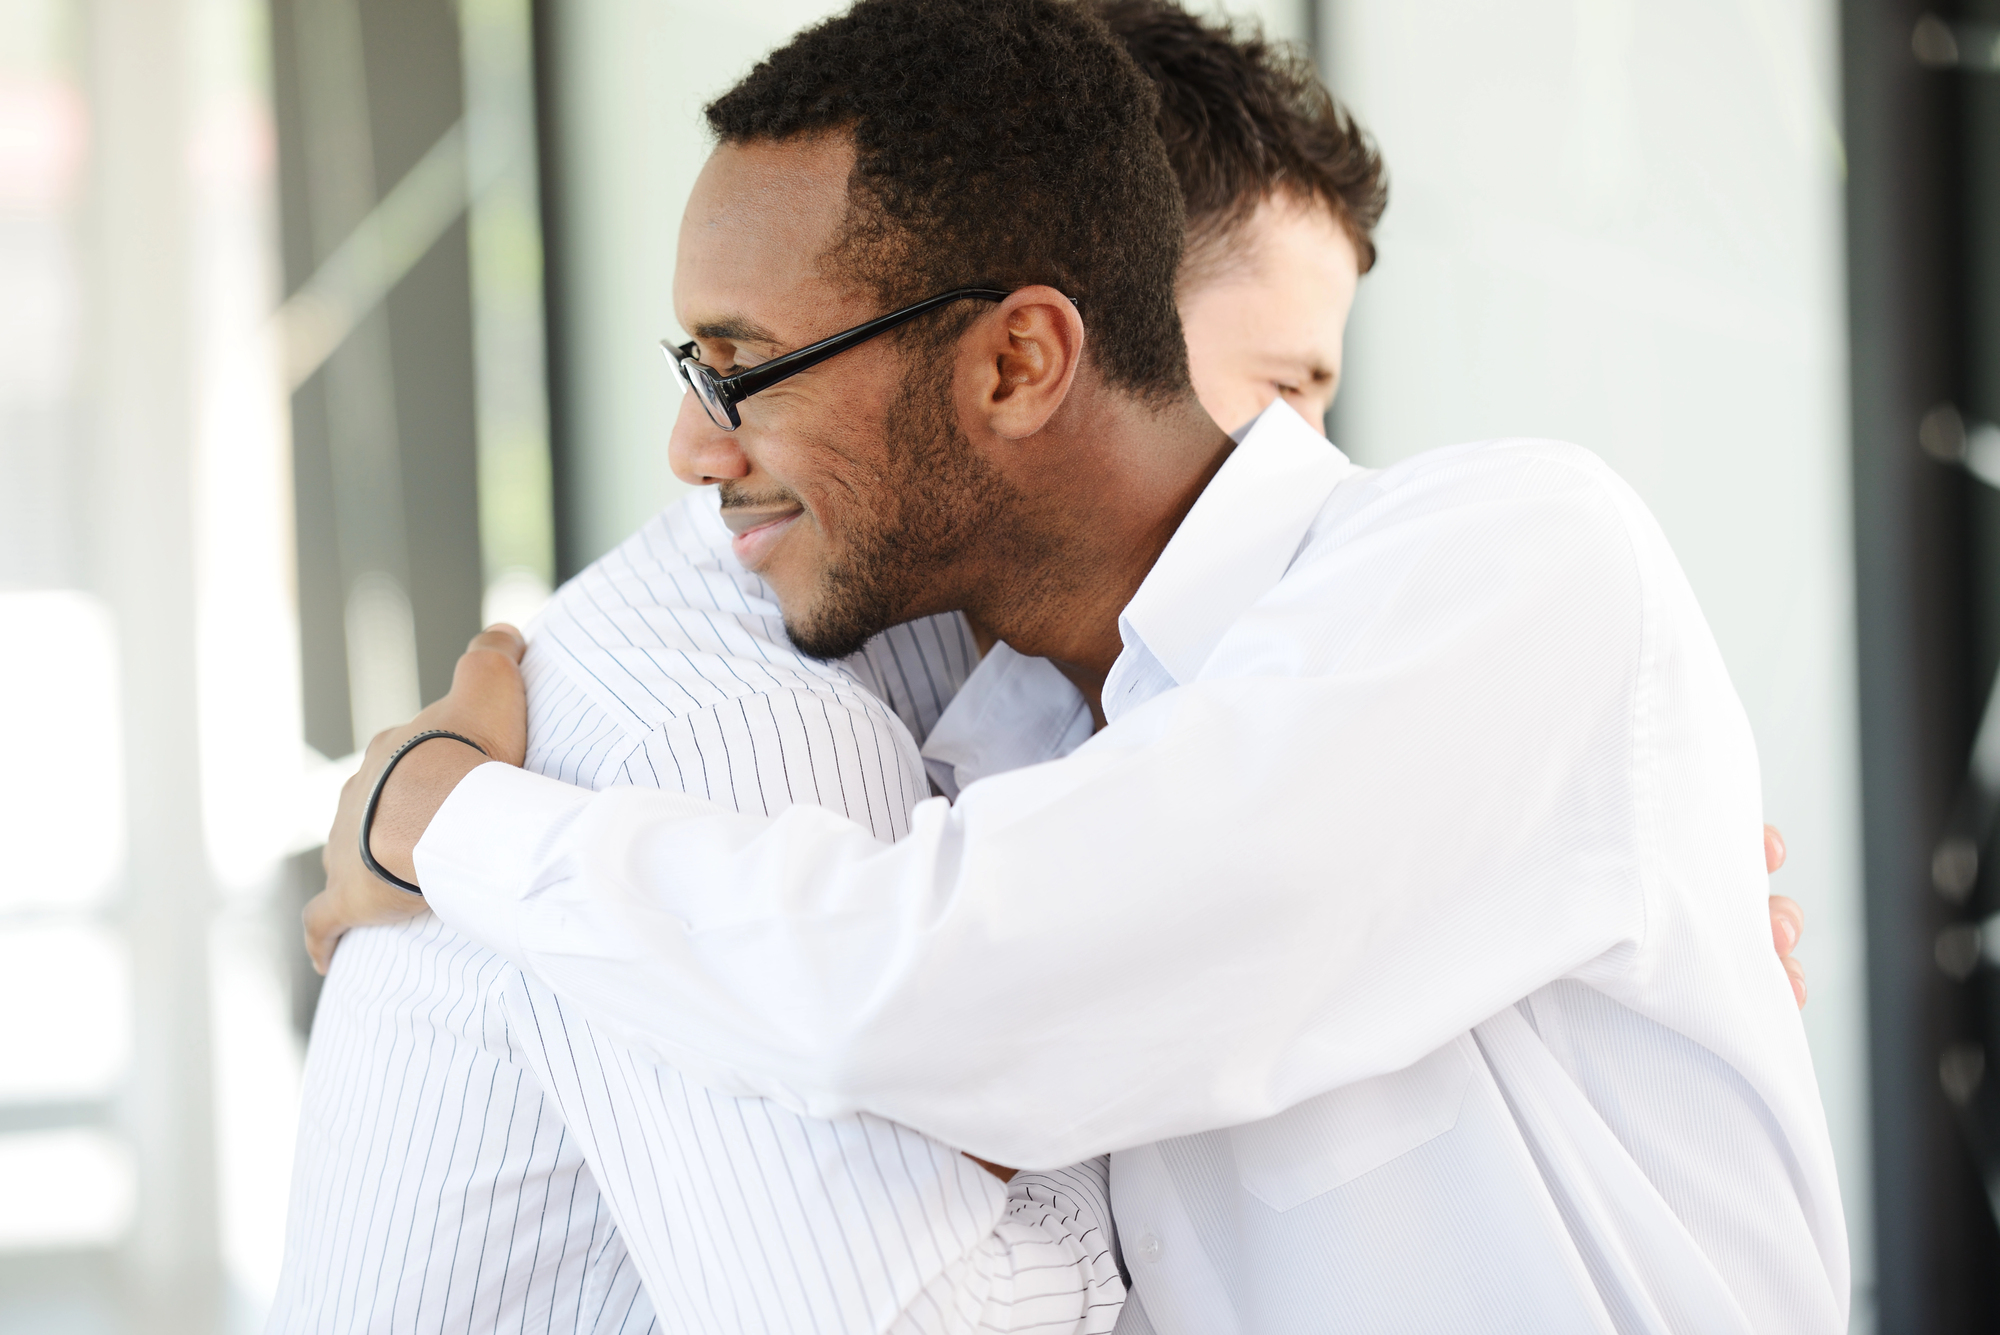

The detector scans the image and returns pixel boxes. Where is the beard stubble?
[783,352,1019,661]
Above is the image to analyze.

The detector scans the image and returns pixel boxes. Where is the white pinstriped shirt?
[267,491,1124,1334]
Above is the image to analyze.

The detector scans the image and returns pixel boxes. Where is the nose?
[668,390,751,485]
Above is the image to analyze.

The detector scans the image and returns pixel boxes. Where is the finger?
[468,623,526,661]
[1764,824,1787,874]
[452,636,530,706]
[1784,954,1807,1009]
[303,889,343,976]
[1769,895,1803,956]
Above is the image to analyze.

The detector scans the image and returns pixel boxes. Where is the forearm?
[416,668,1646,1168]
[412,477,1660,1166]
[363,738,492,885]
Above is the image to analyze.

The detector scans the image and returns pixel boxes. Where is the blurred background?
[0,0,1992,1329]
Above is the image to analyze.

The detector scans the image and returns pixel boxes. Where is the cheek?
[1180,291,1271,434]
[1189,362,1275,436]
[770,428,887,552]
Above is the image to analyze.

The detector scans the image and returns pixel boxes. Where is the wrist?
[371,737,491,885]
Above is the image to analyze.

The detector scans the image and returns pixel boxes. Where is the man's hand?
[303,625,530,975]
[1764,823,1807,1009]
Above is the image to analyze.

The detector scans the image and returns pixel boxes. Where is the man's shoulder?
[522,492,863,739]
[554,488,773,620]
[520,492,969,758]
[1275,436,1674,666]
[1368,437,1627,506]
[1317,437,1653,572]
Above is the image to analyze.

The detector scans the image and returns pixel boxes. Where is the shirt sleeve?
[501,967,1123,1335]
[890,1159,1125,1335]
[419,461,1669,1169]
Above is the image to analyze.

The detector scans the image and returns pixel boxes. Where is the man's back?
[1062,432,1847,1332]
[273,913,646,1333]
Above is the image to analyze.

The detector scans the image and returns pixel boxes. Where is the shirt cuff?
[414,761,594,966]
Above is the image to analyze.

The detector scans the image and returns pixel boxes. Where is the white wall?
[1320,0,1872,1325]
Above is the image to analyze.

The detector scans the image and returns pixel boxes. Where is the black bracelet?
[358,729,489,896]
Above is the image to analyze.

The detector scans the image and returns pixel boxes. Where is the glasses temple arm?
[722,288,1010,403]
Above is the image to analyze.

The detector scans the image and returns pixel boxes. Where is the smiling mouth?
[720,503,805,537]
[720,500,807,571]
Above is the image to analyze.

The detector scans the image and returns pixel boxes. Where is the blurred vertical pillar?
[1842,0,2000,1330]
[462,0,558,623]
[269,0,484,763]
[289,0,422,752]
[86,0,223,1322]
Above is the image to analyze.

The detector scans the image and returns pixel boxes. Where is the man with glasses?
[272,9,1348,1333]
[276,2,1826,1332]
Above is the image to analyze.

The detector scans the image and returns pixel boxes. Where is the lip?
[723,505,804,569]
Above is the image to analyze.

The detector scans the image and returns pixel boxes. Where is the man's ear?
[959,285,1085,440]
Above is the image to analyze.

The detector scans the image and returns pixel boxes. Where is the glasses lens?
[665,343,736,430]
[692,367,734,430]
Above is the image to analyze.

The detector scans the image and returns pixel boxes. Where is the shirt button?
[1134,1232,1163,1264]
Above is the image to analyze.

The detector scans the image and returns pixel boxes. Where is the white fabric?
[420,401,1849,1332]
[269,491,1123,1334]
[267,907,649,1334]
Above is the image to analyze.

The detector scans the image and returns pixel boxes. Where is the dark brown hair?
[1098,0,1387,274]
[706,0,1191,400]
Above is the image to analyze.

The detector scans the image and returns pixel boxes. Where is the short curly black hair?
[705,0,1191,401]
[1098,0,1387,275]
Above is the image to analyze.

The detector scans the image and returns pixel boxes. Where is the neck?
[958,388,1232,724]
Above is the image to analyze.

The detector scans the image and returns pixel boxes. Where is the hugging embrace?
[268,2,1845,1333]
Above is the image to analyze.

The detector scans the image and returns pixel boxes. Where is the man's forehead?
[675,136,862,345]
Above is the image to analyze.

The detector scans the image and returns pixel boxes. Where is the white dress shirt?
[419,401,1850,1332]
[268,493,1123,1334]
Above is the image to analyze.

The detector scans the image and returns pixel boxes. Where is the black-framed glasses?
[663,287,1015,431]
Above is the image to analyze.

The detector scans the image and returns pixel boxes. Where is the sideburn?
[783,349,1019,660]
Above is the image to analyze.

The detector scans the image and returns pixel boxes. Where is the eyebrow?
[691,315,781,345]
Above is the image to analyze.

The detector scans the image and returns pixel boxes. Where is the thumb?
[445,624,529,764]
[452,626,527,698]
[471,623,526,662]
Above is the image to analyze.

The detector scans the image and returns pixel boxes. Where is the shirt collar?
[1113,399,1358,692]
[920,641,1094,799]
[919,400,1357,795]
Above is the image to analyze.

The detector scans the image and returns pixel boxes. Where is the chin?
[779,568,903,663]
[780,611,873,663]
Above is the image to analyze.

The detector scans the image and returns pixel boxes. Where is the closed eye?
[689,343,752,377]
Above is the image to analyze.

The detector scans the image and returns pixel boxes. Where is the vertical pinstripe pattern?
[267,911,650,1334]
[269,490,1115,1334]
[508,973,1123,1335]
